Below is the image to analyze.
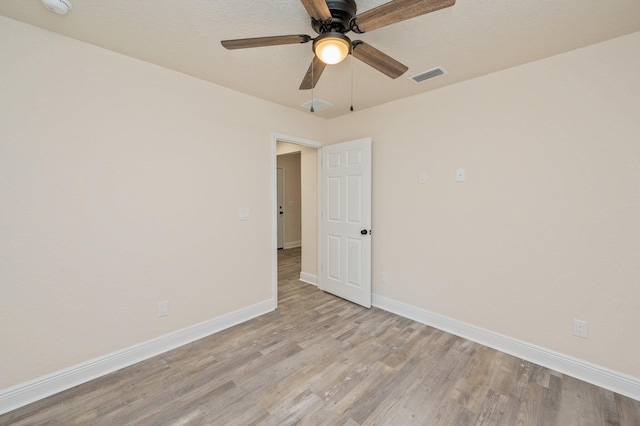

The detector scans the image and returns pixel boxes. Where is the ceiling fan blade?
[352,41,408,79]
[221,35,311,50]
[300,0,332,20]
[299,56,327,90]
[353,0,455,33]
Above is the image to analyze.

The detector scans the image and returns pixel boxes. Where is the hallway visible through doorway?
[276,151,301,251]
[277,247,301,293]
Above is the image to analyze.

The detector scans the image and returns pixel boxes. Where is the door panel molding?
[319,137,372,308]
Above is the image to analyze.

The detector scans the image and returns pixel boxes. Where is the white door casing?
[319,138,372,308]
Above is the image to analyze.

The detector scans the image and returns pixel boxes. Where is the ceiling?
[2,0,640,119]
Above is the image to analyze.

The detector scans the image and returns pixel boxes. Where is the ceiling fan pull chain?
[350,53,354,112]
[310,57,315,113]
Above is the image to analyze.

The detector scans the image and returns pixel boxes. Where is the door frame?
[271,133,322,310]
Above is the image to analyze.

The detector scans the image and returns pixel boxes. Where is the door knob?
[361,229,368,235]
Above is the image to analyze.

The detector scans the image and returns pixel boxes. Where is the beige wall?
[299,146,318,277]
[276,142,318,277]
[277,151,302,246]
[0,17,326,389]
[329,32,640,378]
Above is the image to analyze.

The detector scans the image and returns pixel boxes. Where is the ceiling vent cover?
[409,67,446,84]
[300,99,334,112]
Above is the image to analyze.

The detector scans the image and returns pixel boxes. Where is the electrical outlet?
[381,272,388,284]
[158,301,168,318]
[572,319,588,338]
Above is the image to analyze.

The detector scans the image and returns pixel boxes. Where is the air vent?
[300,99,334,112]
[409,67,446,84]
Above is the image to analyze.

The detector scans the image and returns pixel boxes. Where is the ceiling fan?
[221,0,455,90]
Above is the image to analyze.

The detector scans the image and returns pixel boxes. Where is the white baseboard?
[299,272,318,286]
[372,293,640,402]
[0,299,274,415]
[283,241,301,249]
[5,294,637,415]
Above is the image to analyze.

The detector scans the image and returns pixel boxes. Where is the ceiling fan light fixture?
[313,32,351,65]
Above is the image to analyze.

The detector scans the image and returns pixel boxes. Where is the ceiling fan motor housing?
[312,0,357,34]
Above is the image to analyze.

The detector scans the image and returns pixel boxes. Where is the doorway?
[271,134,373,309]
[271,134,321,309]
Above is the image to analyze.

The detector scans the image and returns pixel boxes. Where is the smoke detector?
[41,0,72,15]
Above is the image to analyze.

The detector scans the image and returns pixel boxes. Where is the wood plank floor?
[2,247,639,425]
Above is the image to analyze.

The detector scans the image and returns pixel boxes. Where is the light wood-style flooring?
[2,247,639,425]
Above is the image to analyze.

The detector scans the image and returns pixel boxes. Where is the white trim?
[372,294,640,402]
[272,133,323,149]
[283,241,301,249]
[0,299,274,415]
[317,145,323,290]
[299,272,318,286]
[271,136,278,310]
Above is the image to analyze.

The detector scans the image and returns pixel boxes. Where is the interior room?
[1,0,639,423]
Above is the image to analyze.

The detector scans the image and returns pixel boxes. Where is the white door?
[320,138,372,308]
[277,168,285,249]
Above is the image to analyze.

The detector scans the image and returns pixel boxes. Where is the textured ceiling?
[2,0,640,119]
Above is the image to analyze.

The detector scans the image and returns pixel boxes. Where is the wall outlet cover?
[572,319,588,338]
[158,301,168,317]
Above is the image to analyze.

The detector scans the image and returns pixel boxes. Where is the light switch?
[456,168,466,182]
[239,208,250,221]
[288,200,295,207]
[418,172,427,184]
